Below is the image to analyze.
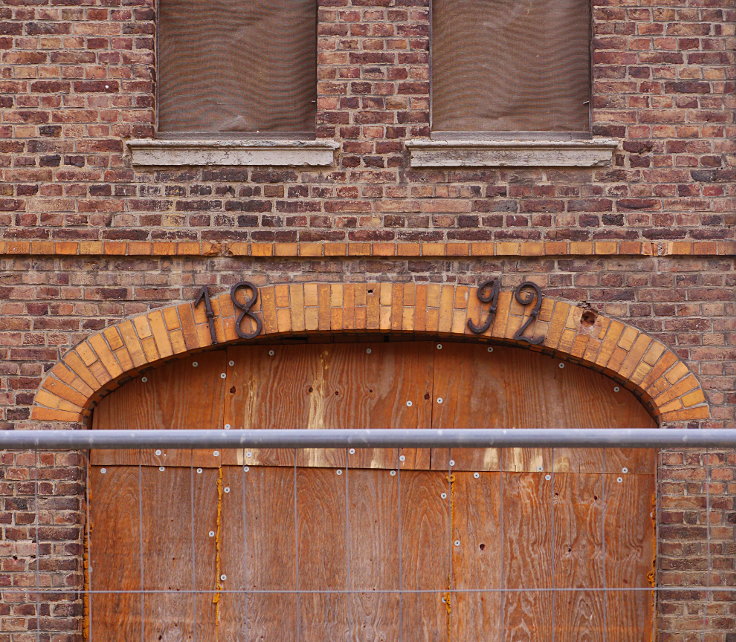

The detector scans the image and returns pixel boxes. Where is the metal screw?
[441,492,447,499]
[366,348,372,354]
[537,466,544,472]
[487,346,494,353]
[100,468,107,474]
[268,350,275,357]
[155,449,162,456]
[349,448,356,455]
[243,466,249,472]
[336,469,343,475]
[246,451,252,458]
[545,474,551,481]
[390,470,397,476]
[613,386,620,393]
[141,376,148,383]
[224,424,231,430]
[228,360,235,367]
[399,455,406,462]
[220,574,227,581]
[209,531,215,538]
[213,451,220,457]
[436,344,443,350]
[224,487,230,494]
[220,373,226,379]
[473,472,480,479]
[406,400,413,407]
[197,468,203,474]
[617,477,623,483]
[192,362,199,367]
[449,459,455,467]
[437,397,444,404]
[158,466,165,472]
[622,467,629,474]
[454,540,461,547]
[558,363,565,369]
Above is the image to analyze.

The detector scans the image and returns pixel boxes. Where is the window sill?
[405,138,619,168]
[126,139,339,167]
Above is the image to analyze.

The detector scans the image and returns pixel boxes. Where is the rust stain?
[212,467,224,638]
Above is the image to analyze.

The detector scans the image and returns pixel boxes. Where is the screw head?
[243,466,249,472]
[141,376,148,383]
[196,468,203,474]
[366,348,372,354]
[213,451,220,457]
[617,477,623,483]
[220,574,227,581]
[220,373,226,379]
[399,455,406,462]
[441,492,447,499]
[545,474,551,481]
[537,466,544,472]
[558,363,565,369]
[155,449,162,456]
[436,344,443,350]
[228,360,235,367]
[622,467,629,474]
[349,448,356,455]
[246,451,252,458]
[487,346,494,352]
[209,531,215,537]
[613,386,620,393]
[454,540,461,547]
[224,424,231,430]
[192,361,199,368]
[473,472,480,479]
[100,468,107,474]
[268,350,275,357]
[390,470,397,476]
[336,469,343,475]
[158,466,165,472]
[406,400,413,407]
[224,487,230,494]
[436,397,444,404]
[449,460,455,467]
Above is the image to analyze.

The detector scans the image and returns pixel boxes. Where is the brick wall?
[0,0,734,639]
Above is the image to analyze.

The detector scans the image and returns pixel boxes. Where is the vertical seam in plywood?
[445,471,456,642]
[213,467,224,636]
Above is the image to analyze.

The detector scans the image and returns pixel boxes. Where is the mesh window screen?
[432,0,591,133]
[158,0,316,135]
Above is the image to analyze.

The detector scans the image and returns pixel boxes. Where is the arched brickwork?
[31,281,708,424]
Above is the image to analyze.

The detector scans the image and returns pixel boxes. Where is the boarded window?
[158,0,317,136]
[432,0,591,134]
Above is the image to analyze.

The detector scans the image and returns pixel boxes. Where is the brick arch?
[31,281,708,424]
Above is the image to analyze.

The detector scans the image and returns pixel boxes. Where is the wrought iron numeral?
[231,281,263,340]
[512,281,544,345]
[468,279,501,335]
[194,286,218,344]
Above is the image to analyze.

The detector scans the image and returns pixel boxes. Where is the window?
[157,0,317,137]
[431,0,591,136]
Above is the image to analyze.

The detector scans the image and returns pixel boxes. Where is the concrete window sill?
[126,139,339,167]
[406,138,619,168]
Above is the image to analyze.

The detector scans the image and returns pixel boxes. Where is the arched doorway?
[88,339,656,640]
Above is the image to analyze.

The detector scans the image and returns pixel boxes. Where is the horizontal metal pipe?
[0,428,734,450]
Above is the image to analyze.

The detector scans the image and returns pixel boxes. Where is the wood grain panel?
[430,343,656,473]
[604,474,656,642]
[297,467,349,641]
[139,466,218,640]
[552,473,605,640]
[219,466,297,639]
[502,472,554,640]
[92,350,227,467]
[347,468,401,640]
[399,470,450,641]
[451,471,503,641]
[88,466,142,641]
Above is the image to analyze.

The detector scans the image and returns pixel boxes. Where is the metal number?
[231,281,262,340]
[194,286,217,344]
[512,281,543,345]
[468,279,501,335]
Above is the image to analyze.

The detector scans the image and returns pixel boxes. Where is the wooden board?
[88,466,142,641]
[219,466,297,640]
[224,343,433,470]
[430,343,656,474]
[92,350,227,468]
[502,472,554,640]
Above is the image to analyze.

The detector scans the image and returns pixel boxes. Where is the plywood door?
[89,340,656,641]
